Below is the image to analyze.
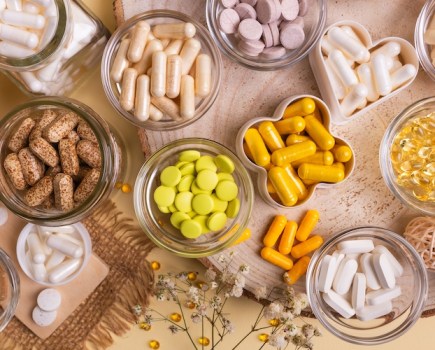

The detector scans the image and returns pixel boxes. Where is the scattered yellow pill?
[261,247,293,270]
[284,256,311,285]
[263,215,287,247]
[291,235,323,259]
[296,209,319,242]
[278,220,297,255]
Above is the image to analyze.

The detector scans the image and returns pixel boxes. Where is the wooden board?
[114,0,435,316]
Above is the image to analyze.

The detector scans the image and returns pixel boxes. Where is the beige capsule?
[45,165,62,177]
[195,54,212,98]
[110,38,131,83]
[29,137,59,167]
[24,175,53,207]
[67,130,80,144]
[4,153,27,190]
[166,54,182,98]
[180,75,195,120]
[132,39,163,75]
[127,21,151,63]
[149,104,164,121]
[152,22,196,40]
[18,147,44,186]
[150,96,181,121]
[150,51,167,97]
[76,140,102,168]
[74,168,100,204]
[30,109,57,140]
[120,68,138,111]
[76,121,97,143]
[134,74,150,121]
[161,38,170,49]
[59,138,80,176]
[180,38,201,75]
[41,193,55,210]
[71,165,91,183]
[43,112,79,143]
[53,173,74,211]
[164,39,184,56]
[8,117,35,152]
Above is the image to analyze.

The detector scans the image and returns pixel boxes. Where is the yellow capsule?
[331,145,353,162]
[285,134,311,146]
[139,322,152,331]
[302,178,318,186]
[187,272,197,281]
[331,162,345,171]
[298,163,345,183]
[296,209,319,241]
[258,121,286,152]
[282,163,308,200]
[261,246,293,270]
[258,333,269,342]
[283,97,316,119]
[269,318,280,326]
[185,301,196,309]
[304,114,335,151]
[243,141,254,162]
[264,162,273,170]
[284,256,311,285]
[274,116,306,135]
[149,340,160,349]
[291,235,323,259]
[198,337,210,346]
[170,313,182,322]
[278,221,297,255]
[232,228,251,246]
[292,151,334,168]
[268,167,298,206]
[271,140,317,166]
[244,128,271,167]
[263,215,287,247]
[150,261,161,270]
[267,179,277,193]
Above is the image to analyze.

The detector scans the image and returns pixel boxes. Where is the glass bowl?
[206,0,327,70]
[134,138,254,258]
[0,248,20,332]
[306,226,428,345]
[379,96,435,216]
[415,0,435,81]
[101,10,222,131]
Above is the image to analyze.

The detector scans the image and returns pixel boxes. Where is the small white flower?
[268,332,287,348]
[280,311,294,322]
[264,301,283,320]
[169,325,179,334]
[234,274,246,288]
[285,323,298,337]
[191,313,201,324]
[254,286,267,300]
[187,286,200,303]
[210,281,218,289]
[302,324,314,338]
[291,334,307,346]
[239,264,250,275]
[197,304,208,316]
[230,285,244,297]
[131,304,142,316]
[297,293,309,309]
[222,318,235,334]
[205,268,217,281]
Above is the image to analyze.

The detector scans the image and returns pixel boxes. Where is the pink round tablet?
[262,46,286,59]
[281,0,299,21]
[219,8,241,34]
[256,0,278,24]
[234,3,257,20]
[221,0,239,8]
[280,23,305,49]
[241,0,257,6]
[238,18,263,41]
[298,0,310,16]
[238,39,265,56]
[269,21,280,46]
[262,24,273,47]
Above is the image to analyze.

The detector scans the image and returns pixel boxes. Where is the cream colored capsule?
[195,54,211,98]
[166,54,182,98]
[150,51,167,97]
[164,39,184,55]
[180,75,195,119]
[120,68,138,111]
[133,39,163,75]
[134,75,150,121]
[180,38,201,75]
[151,96,181,121]
[110,38,130,83]
[149,104,164,121]
[152,22,196,39]
[127,21,150,63]
[161,39,170,49]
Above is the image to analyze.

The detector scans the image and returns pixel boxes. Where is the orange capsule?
[298,163,345,183]
[271,140,316,167]
[292,151,334,168]
[268,167,298,207]
[285,134,311,146]
[278,221,297,255]
[281,163,308,201]
[291,235,323,259]
[263,215,287,247]
[284,256,311,285]
[331,145,353,162]
[304,114,335,151]
[244,128,270,167]
[296,209,319,241]
[274,116,306,135]
[283,98,316,119]
[261,247,293,270]
[258,121,285,152]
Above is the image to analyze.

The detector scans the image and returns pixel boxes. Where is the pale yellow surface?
[0,1,433,350]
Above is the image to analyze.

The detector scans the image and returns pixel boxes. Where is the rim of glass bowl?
[415,0,435,81]
[379,96,435,216]
[0,97,119,226]
[134,138,254,258]
[206,0,327,71]
[306,226,428,345]
[101,10,223,131]
[0,248,20,332]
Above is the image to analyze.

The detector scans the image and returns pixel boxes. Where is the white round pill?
[37,288,62,312]
[32,306,57,327]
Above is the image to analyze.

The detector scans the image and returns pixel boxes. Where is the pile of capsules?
[260,210,323,284]
[319,239,403,321]
[110,20,212,122]
[321,25,417,117]
[32,288,62,327]
[424,13,435,67]
[243,97,353,207]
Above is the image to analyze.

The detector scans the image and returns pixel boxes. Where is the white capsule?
[340,83,368,117]
[48,258,81,284]
[324,58,346,100]
[329,49,359,89]
[318,255,337,293]
[371,41,401,58]
[360,253,381,290]
[5,0,21,11]
[27,251,47,281]
[371,54,392,96]
[46,235,83,259]
[110,38,130,83]
[356,301,392,321]
[152,22,196,40]
[45,250,66,271]
[120,68,138,111]
[351,273,366,310]
[166,54,182,98]
[0,0,6,9]
[340,26,365,46]
[327,26,370,63]
[356,63,379,102]
[32,306,57,327]
[23,1,39,13]
[54,233,83,247]
[195,53,211,98]
[29,0,50,6]
[320,35,335,55]
[333,257,358,295]
[180,38,201,75]
[390,64,417,90]
[27,232,46,264]
[19,71,43,92]
[127,21,150,63]
[51,225,76,235]
[149,104,164,121]
[0,40,34,57]
[36,58,61,81]
[38,15,58,50]
[0,9,45,29]
[37,288,62,312]
[372,253,396,289]
[337,239,374,255]
[164,39,184,56]
[366,286,401,306]
[372,245,404,277]
[0,205,8,225]
[133,38,163,76]
[44,0,56,16]
[150,50,167,97]
[180,75,195,119]
[134,74,150,121]
[389,59,403,73]
[323,290,355,319]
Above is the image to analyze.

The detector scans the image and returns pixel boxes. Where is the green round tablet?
[180,219,202,238]
[174,191,194,213]
[195,155,217,172]
[160,166,182,187]
[168,204,177,213]
[211,194,228,212]
[153,186,176,207]
[158,206,170,213]
[214,155,235,174]
[191,180,212,195]
[170,211,190,229]
[215,180,238,201]
[217,172,235,183]
[196,170,219,191]
[179,150,201,162]
[180,162,195,176]
[177,174,195,192]
[193,215,210,234]
[207,212,227,231]
[226,198,240,218]
[192,193,214,215]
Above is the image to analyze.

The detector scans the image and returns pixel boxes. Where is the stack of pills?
[32,288,62,327]
[218,0,309,59]
[260,210,323,284]
[424,14,435,67]
[153,150,240,239]
[110,20,212,122]
[243,97,353,207]
[321,25,417,117]
[318,239,403,321]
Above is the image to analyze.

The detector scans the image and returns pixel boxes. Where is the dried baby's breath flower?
[264,301,284,320]
[239,264,250,274]
[254,286,267,300]
[302,324,315,338]
[205,268,217,281]
[191,313,201,324]
[291,334,307,346]
[268,332,287,348]
[169,325,180,334]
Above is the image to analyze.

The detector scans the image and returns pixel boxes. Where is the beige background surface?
[0,1,435,349]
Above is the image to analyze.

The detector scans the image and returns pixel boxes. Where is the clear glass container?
[0,97,120,226]
[415,0,435,81]
[306,226,428,345]
[206,0,327,70]
[0,248,19,332]
[134,138,254,258]
[0,0,110,96]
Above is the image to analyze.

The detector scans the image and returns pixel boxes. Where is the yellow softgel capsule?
[198,337,210,346]
[263,215,287,247]
[292,151,334,167]
[274,116,306,135]
[268,167,298,206]
[283,97,316,119]
[285,134,311,146]
[296,209,319,242]
[170,312,182,322]
[258,333,269,342]
[149,340,160,349]
[150,261,161,270]
[291,235,323,259]
[284,256,311,285]
[139,322,151,331]
[282,164,308,201]
[258,121,285,152]
[271,140,317,166]
[304,114,335,151]
[261,246,293,270]
[298,163,345,183]
[331,145,353,162]
[244,128,271,167]
[278,220,297,255]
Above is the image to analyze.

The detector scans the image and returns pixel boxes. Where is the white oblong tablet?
[372,253,396,289]
[356,301,392,321]
[351,273,366,310]
[318,255,337,293]
[323,290,355,319]
[366,286,401,306]
[372,245,404,277]
[360,253,381,290]
[337,239,374,255]
[333,257,358,295]
[37,288,62,312]
[32,306,57,327]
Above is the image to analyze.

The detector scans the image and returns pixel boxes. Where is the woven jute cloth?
[0,200,155,350]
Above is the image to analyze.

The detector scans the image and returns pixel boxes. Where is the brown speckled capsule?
[4,153,27,190]
[67,130,80,144]
[18,148,45,186]
[71,165,91,183]
[76,140,101,168]
[53,173,74,211]
[74,168,100,203]
[46,165,62,177]
[77,121,98,143]
[24,176,53,207]
[29,137,59,167]
[8,118,35,152]
[29,110,57,140]
[43,112,79,143]
[59,138,80,176]
[42,193,55,209]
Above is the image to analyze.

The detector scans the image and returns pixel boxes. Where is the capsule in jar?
[29,137,59,167]
[110,38,131,83]
[42,112,79,143]
[180,75,195,119]
[166,54,182,99]
[268,166,298,206]
[59,139,80,176]
[74,168,100,204]
[76,140,101,168]
[150,51,167,98]
[151,96,182,121]
[76,121,97,143]
[271,140,316,167]
[25,175,53,207]
[53,173,74,211]
[18,147,44,185]
[132,39,163,75]
[281,163,308,200]
[152,22,196,40]
[127,21,151,63]
[195,53,211,98]
[120,68,138,111]
[291,151,334,168]
[180,38,201,75]
[30,109,57,141]
[134,74,151,121]
[8,117,35,152]
[4,153,27,190]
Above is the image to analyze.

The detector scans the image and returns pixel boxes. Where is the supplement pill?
[263,215,287,247]
[296,209,319,242]
[291,235,323,259]
[261,247,293,270]
[284,255,310,285]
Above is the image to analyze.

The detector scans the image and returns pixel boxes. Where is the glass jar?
[0,248,20,332]
[415,0,435,81]
[0,97,120,226]
[0,0,109,96]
